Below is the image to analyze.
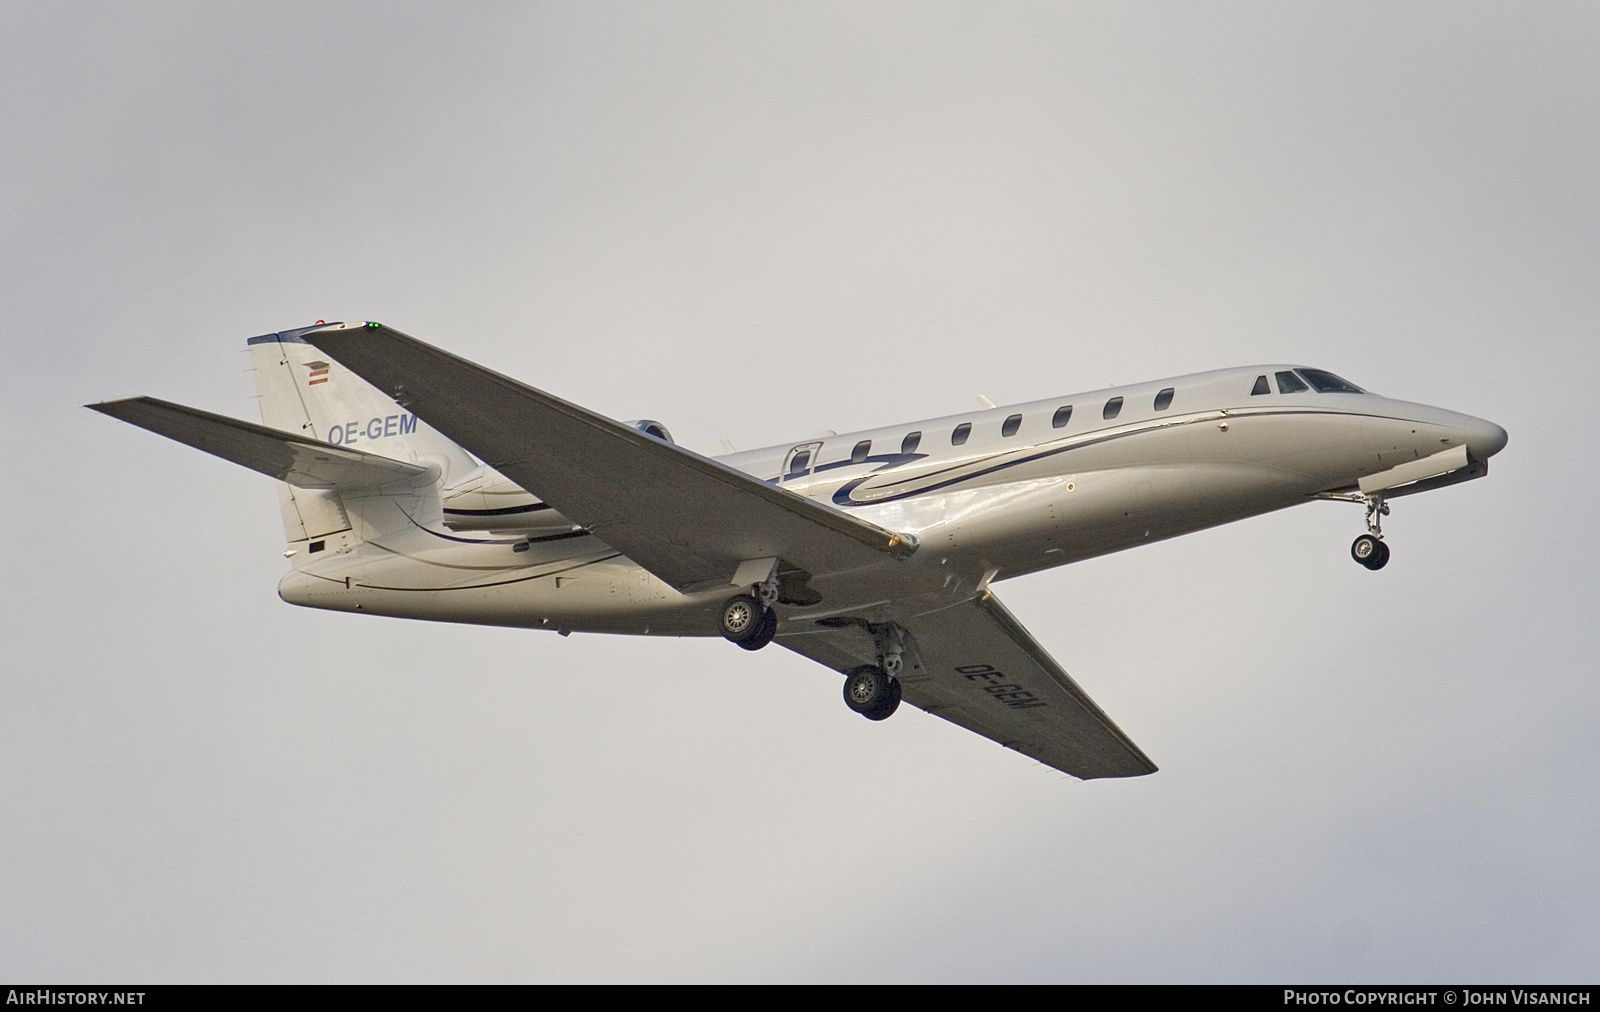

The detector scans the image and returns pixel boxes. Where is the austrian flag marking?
[306,361,330,385]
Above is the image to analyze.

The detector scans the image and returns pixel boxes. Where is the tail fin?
[248,323,478,544]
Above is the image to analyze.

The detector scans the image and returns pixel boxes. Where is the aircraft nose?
[1466,417,1509,459]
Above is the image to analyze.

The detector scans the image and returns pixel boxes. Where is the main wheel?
[843,665,901,720]
[737,606,778,651]
[719,594,764,643]
[862,677,902,721]
[1351,534,1386,569]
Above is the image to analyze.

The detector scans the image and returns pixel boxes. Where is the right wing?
[88,396,432,490]
[778,591,1157,780]
[302,323,915,589]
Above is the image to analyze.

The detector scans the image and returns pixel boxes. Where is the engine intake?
[627,419,674,443]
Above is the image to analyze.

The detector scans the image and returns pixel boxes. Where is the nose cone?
[1467,417,1509,459]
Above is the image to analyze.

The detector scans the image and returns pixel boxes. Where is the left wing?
[778,592,1157,779]
[302,323,915,589]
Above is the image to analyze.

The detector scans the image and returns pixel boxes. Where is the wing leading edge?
[778,592,1158,779]
[301,323,915,589]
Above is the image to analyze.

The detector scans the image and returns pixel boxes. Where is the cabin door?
[781,442,824,484]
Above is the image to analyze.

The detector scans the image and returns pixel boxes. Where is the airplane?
[89,322,1508,780]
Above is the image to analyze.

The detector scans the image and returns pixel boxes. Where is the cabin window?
[308,540,325,553]
[951,422,971,446]
[1002,413,1022,437]
[901,431,922,454]
[1154,387,1175,411]
[851,440,871,464]
[1103,396,1124,420]
[1276,371,1308,394]
[1251,375,1270,396]
[1297,368,1365,394]
[1052,405,1073,428]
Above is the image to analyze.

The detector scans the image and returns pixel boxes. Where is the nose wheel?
[1351,533,1390,570]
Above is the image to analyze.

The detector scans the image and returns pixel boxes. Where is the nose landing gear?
[1322,493,1390,570]
[1318,490,1394,570]
[1351,533,1390,570]
[1353,494,1391,570]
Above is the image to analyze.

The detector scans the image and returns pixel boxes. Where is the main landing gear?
[719,565,782,650]
[843,664,901,721]
[719,593,777,650]
[840,622,908,721]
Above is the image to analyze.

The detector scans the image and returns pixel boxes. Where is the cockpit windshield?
[1296,368,1364,394]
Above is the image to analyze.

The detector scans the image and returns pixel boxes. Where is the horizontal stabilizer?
[88,396,433,490]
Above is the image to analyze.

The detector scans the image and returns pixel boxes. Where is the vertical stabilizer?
[247,323,476,545]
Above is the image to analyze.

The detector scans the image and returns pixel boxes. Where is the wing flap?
[778,592,1157,779]
[301,323,915,588]
[88,396,432,490]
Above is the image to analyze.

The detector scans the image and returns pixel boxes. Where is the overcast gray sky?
[2,2,1597,983]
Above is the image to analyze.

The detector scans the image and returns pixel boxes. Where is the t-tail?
[89,321,478,561]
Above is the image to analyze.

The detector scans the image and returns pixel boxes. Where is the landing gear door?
[782,442,824,484]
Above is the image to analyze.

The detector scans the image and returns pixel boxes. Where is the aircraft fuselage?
[277,364,1506,637]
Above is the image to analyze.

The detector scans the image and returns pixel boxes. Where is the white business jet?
[90,323,1507,779]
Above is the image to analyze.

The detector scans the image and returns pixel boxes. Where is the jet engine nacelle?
[626,419,674,443]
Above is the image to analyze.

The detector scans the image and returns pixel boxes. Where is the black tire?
[1367,539,1391,570]
[1351,534,1383,568]
[861,677,902,721]
[719,594,764,643]
[737,606,778,651]
[843,665,891,714]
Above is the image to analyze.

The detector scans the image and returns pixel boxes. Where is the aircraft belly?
[277,539,719,635]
